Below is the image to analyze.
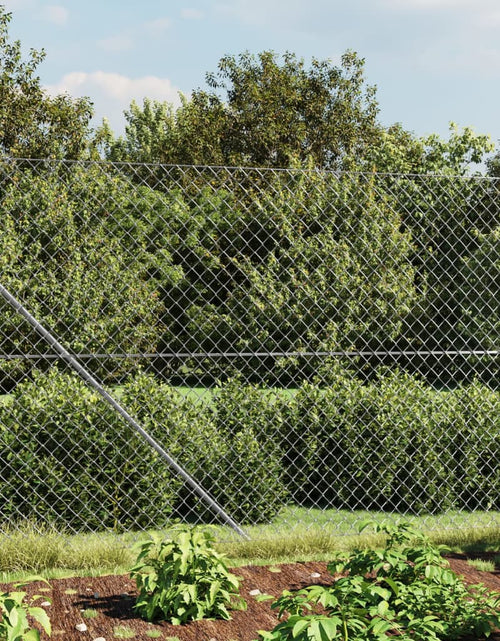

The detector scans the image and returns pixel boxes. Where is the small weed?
[268,566,282,573]
[467,558,496,572]
[113,624,136,638]
[82,607,99,618]
[145,630,163,639]
[64,588,78,594]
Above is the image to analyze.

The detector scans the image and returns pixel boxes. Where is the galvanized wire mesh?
[0,159,499,539]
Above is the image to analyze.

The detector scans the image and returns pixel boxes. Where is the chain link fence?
[0,158,499,540]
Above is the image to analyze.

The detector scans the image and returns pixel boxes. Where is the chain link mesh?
[0,158,499,539]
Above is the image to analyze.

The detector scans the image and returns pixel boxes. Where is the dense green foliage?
[1,10,500,531]
[0,368,498,529]
[131,526,244,624]
[0,164,424,387]
[103,50,380,169]
[0,165,172,387]
[0,369,181,530]
[1,9,499,387]
[257,521,500,640]
[283,371,499,512]
[0,369,288,528]
[0,7,92,159]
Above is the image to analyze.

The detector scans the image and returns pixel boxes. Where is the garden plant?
[0,579,51,641]
[130,525,246,624]
[256,521,500,641]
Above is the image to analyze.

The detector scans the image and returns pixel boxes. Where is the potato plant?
[256,521,500,641]
[130,526,246,624]
[0,580,51,641]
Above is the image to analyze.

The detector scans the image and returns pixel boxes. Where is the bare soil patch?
[3,555,500,641]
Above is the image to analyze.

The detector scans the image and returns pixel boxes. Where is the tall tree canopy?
[0,7,93,159]
[103,49,495,177]
[103,50,382,169]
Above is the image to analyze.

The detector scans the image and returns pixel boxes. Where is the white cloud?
[143,17,171,36]
[181,8,204,19]
[42,4,69,25]
[98,34,134,52]
[47,70,181,103]
[45,71,182,133]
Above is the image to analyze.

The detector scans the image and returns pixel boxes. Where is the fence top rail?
[1,350,499,360]
[1,156,499,181]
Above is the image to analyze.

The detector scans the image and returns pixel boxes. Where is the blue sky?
[3,0,500,153]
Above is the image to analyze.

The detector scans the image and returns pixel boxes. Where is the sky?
[2,0,500,154]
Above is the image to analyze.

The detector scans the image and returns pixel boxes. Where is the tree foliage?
[102,50,381,169]
[0,166,171,385]
[0,7,93,159]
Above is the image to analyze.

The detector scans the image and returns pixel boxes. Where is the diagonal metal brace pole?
[0,282,249,539]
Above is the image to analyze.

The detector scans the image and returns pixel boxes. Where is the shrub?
[447,381,500,510]
[119,371,224,520]
[0,370,288,530]
[0,368,181,530]
[209,379,288,523]
[282,369,500,513]
[0,579,51,641]
[257,521,500,641]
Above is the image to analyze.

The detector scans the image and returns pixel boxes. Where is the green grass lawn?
[1,508,499,583]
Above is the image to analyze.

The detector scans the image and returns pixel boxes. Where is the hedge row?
[0,368,498,530]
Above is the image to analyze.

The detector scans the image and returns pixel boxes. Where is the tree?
[174,170,417,382]
[368,122,493,175]
[0,165,179,387]
[102,99,177,164]
[0,7,93,159]
[453,226,500,383]
[364,124,496,384]
[102,50,381,169]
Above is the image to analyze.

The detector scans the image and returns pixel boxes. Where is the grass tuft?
[113,625,136,639]
[467,558,496,572]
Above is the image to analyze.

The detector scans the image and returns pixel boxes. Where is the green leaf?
[309,618,336,641]
[377,600,389,616]
[316,618,338,639]
[291,618,310,637]
[27,607,51,636]
[381,576,399,596]
[20,630,41,641]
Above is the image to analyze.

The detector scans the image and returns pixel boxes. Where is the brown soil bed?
[3,555,500,641]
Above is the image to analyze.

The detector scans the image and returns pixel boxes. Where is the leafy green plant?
[0,579,51,641]
[209,379,288,523]
[130,526,246,624]
[256,521,500,641]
